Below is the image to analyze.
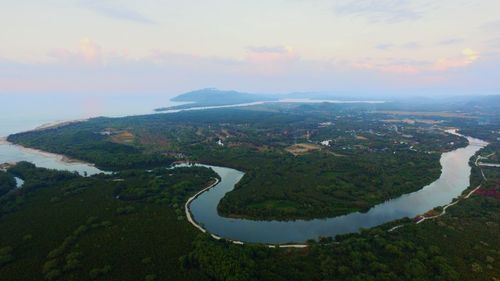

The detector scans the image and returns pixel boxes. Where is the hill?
[156,88,275,111]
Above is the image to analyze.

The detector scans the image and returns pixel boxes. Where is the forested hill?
[155,88,275,111]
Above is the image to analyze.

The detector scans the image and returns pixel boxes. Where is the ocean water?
[0,93,179,137]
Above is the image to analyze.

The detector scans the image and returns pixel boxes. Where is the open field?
[285,143,322,156]
[376,111,475,118]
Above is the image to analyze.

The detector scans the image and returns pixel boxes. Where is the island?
[155,88,277,111]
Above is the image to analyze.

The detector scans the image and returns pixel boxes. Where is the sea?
[0,93,179,137]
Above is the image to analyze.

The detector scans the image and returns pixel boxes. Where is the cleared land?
[285,143,322,156]
[376,111,474,118]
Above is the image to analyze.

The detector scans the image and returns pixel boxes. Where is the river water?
[189,136,487,244]
[0,95,487,244]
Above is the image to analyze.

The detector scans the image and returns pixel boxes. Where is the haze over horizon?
[1,0,500,96]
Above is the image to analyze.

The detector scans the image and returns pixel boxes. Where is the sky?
[1,0,500,97]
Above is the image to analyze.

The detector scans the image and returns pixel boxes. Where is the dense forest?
[7,103,468,219]
[185,187,499,281]
[216,150,441,219]
[0,157,498,281]
[184,138,500,281]
[0,163,217,281]
[1,102,499,280]
[0,171,16,197]
[7,130,172,171]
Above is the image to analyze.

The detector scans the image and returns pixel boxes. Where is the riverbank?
[415,184,482,224]
[185,178,221,234]
[2,119,102,168]
[184,171,309,248]
[391,137,490,229]
[2,138,95,167]
[185,131,487,244]
[0,137,105,176]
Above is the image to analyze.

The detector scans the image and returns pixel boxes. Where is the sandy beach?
[32,118,89,132]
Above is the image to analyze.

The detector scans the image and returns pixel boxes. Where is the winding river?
[188,135,487,244]
[0,129,487,244]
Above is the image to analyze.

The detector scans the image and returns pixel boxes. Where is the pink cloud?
[79,38,101,61]
[353,48,481,75]
[352,61,420,74]
[434,48,479,71]
[0,40,497,95]
[47,38,128,66]
[243,46,300,75]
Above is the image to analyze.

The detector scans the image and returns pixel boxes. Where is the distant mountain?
[156,88,500,114]
[171,88,268,103]
[155,88,276,111]
[156,88,388,112]
[461,95,500,107]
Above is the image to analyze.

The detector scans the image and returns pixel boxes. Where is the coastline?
[1,137,96,167]
[2,118,96,167]
[31,118,88,132]
[156,98,386,112]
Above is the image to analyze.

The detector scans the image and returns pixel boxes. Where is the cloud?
[356,48,481,74]
[246,46,291,54]
[48,38,101,64]
[438,38,465,45]
[243,46,299,75]
[352,58,426,74]
[463,48,479,61]
[47,38,128,66]
[401,42,420,49]
[434,48,479,71]
[481,21,500,31]
[333,0,433,23]
[78,38,101,61]
[485,38,500,49]
[0,41,496,96]
[375,42,420,51]
[80,0,155,24]
[353,62,420,74]
[375,43,394,50]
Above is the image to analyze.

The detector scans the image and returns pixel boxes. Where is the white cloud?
[333,0,434,23]
[375,42,421,51]
[375,43,395,50]
[246,46,291,54]
[438,38,465,46]
[481,21,500,31]
[79,0,155,24]
[434,48,479,71]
